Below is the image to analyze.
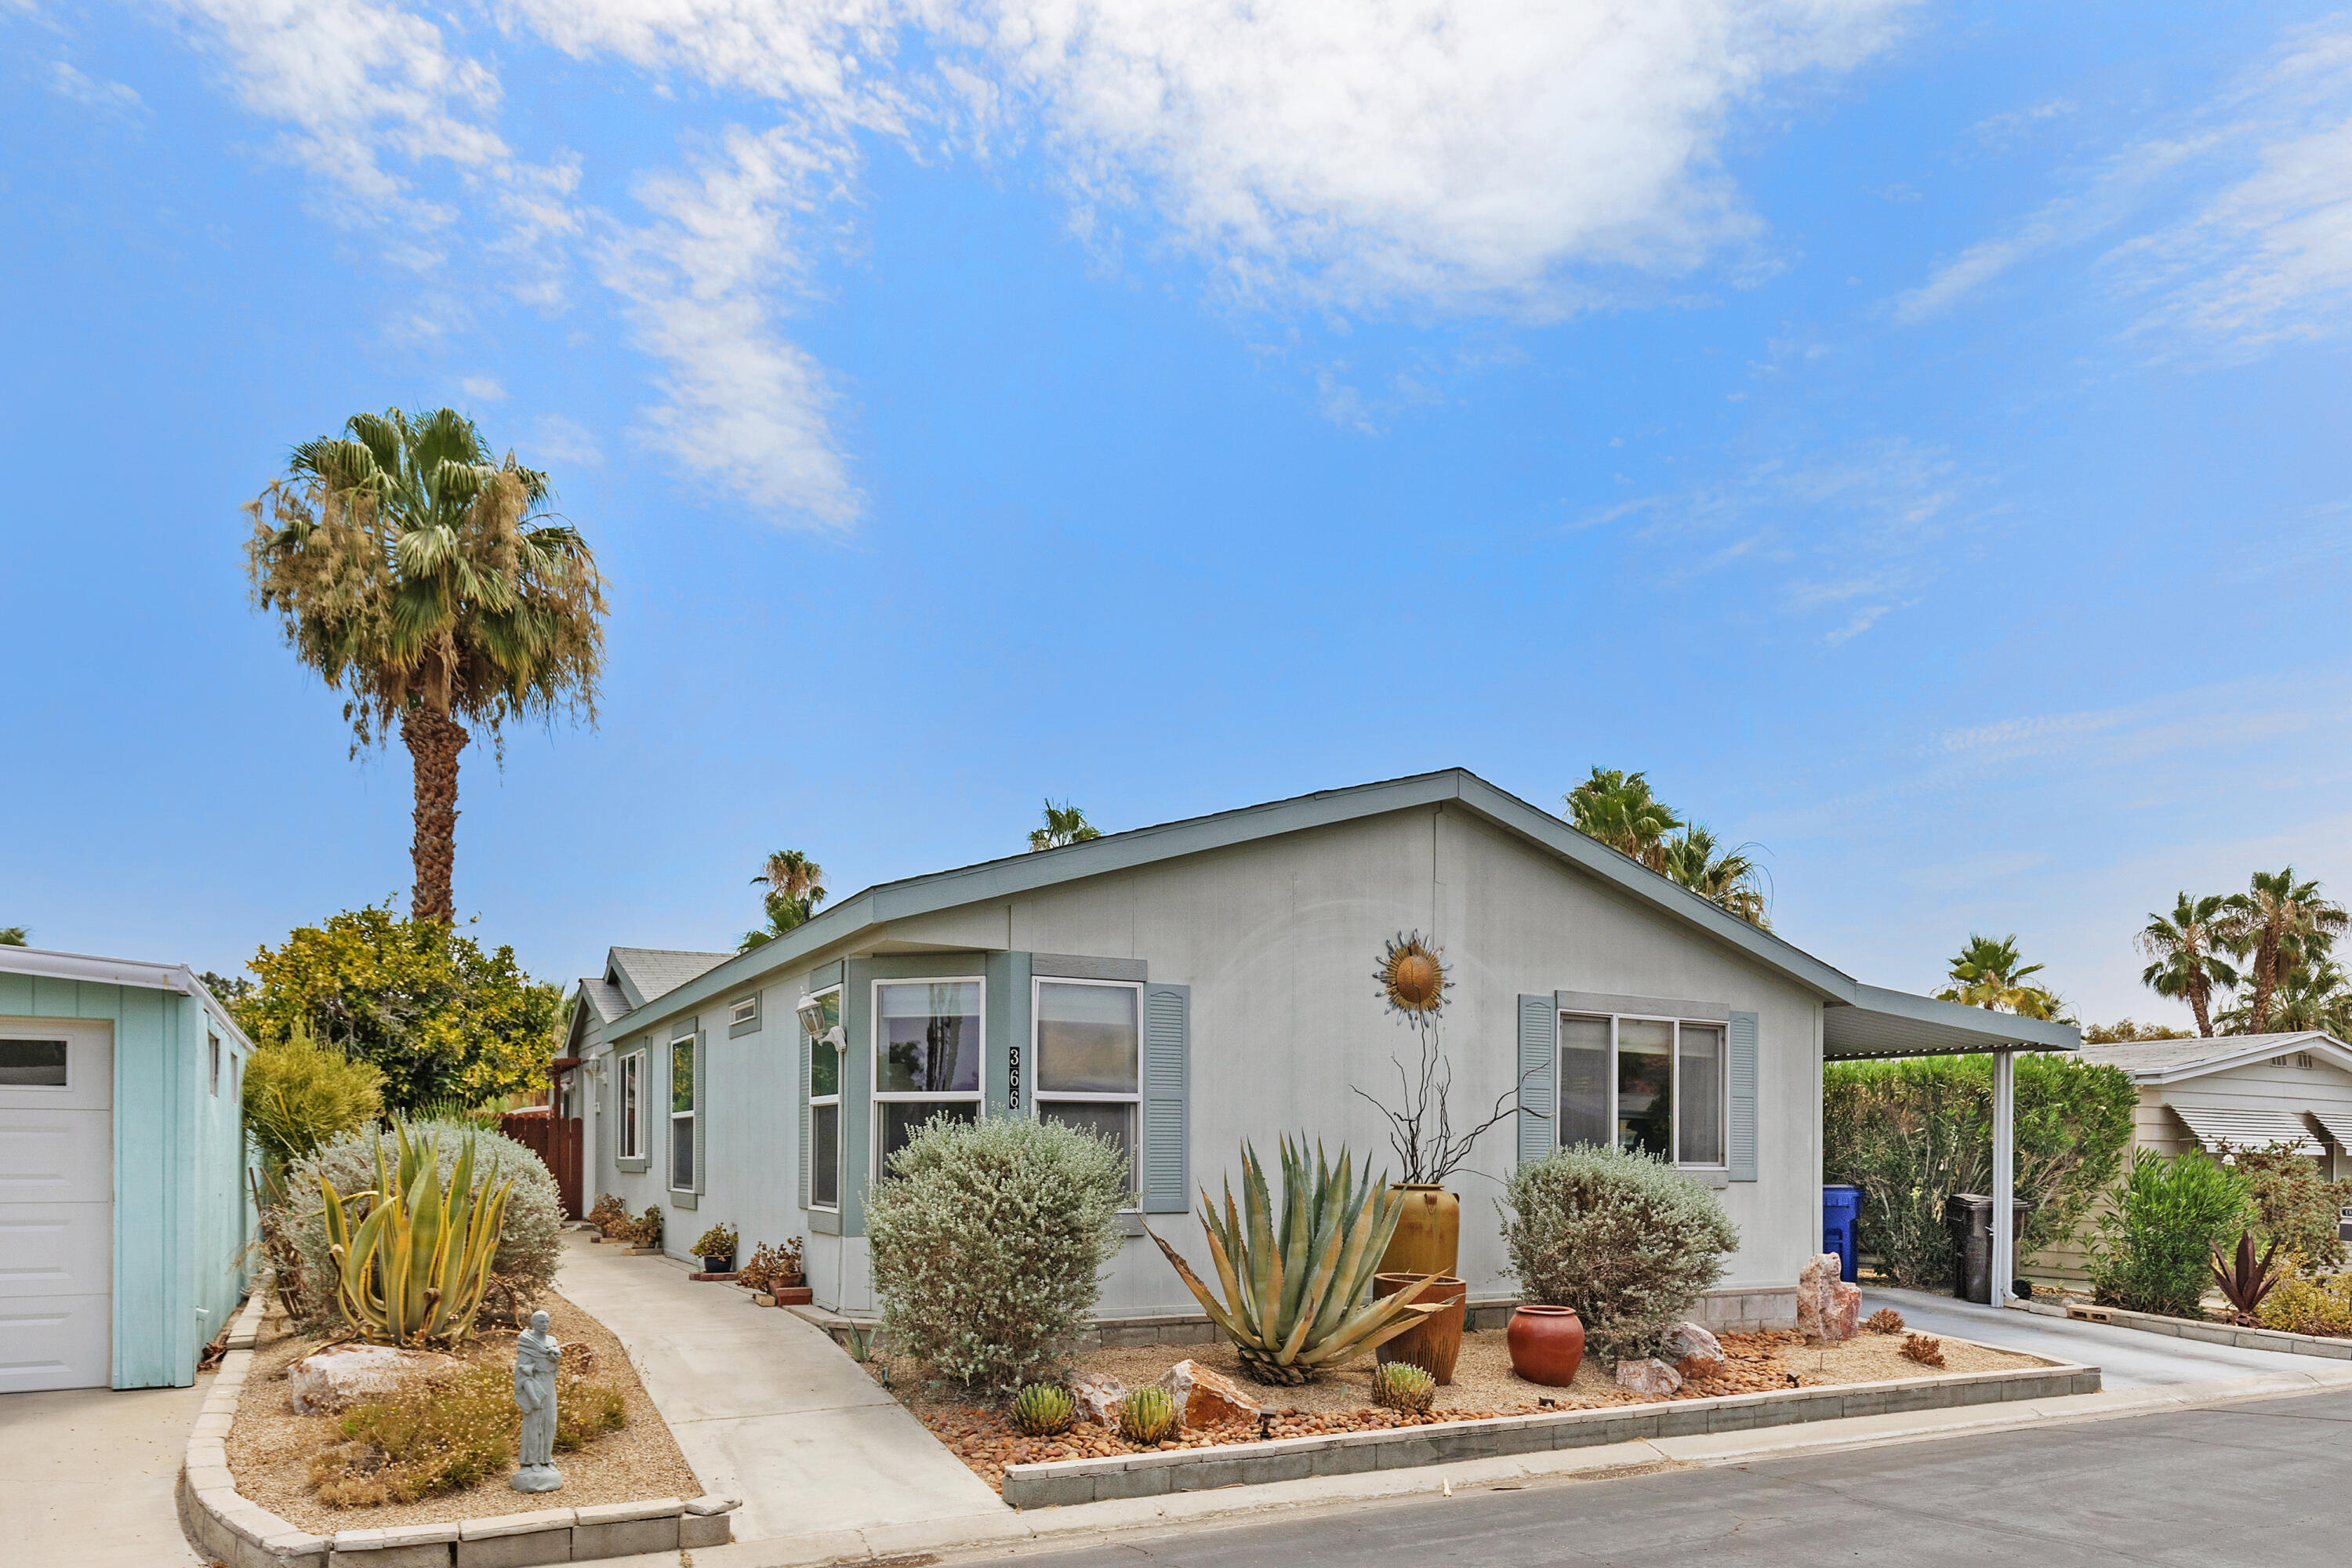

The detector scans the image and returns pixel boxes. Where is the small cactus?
[1371,1361,1436,1414]
[1118,1385,1178,1444]
[1011,1382,1076,1437]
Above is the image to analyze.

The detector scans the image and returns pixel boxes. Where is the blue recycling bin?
[1823,1184,1862,1283]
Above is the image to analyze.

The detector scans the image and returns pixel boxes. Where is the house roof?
[605,947,731,1010]
[574,977,631,1025]
[582,768,2078,1059]
[2074,1032,2352,1084]
[0,944,258,1052]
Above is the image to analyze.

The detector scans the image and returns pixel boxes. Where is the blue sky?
[5,1,2349,1025]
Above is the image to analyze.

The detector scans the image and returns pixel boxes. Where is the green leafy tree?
[1936,933,2067,1021]
[1028,800,1102,851]
[2082,1019,2194,1044]
[1660,825,1771,927]
[234,904,561,1115]
[0,925,26,946]
[246,408,607,924]
[742,849,827,951]
[2216,1142,2349,1270]
[2136,892,2238,1038]
[2219,868,2347,1035]
[1563,768,1682,871]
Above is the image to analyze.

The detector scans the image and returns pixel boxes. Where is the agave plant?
[318,1124,515,1346]
[1146,1138,1442,1386]
[2212,1229,2285,1324]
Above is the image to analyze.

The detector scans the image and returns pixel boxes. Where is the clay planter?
[1506,1305,1586,1386]
[1371,1272,1468,1385]
[1377,1185,1461,1278]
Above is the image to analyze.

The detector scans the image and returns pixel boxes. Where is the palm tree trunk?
[401,706,469,924]
[2248,938,2278,1033]
[2189,977,2213,1039]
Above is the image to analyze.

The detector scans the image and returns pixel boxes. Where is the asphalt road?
[989,1388,2352,1568]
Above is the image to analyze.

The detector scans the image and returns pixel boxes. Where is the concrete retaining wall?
[1000,1361,2100,1508]
[178,1294,738,1568]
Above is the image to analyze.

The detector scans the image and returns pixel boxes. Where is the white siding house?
[562,771,2074,1330]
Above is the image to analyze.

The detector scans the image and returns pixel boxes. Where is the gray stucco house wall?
[562,769,2067,1330]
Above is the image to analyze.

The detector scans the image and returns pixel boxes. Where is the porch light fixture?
[796,993,844,1047]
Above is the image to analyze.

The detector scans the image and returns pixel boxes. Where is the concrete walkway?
[1864,1287,2329,1387]
[0,1381,207,1566]
[554,1232,1017,1552]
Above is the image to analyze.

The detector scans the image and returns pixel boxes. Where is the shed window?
[873,980,982,1176]
[209,1033,221,1096]
[670,1030,698,1191]
[1559,1012,1728,1168]
[808,989,841,1209]
[1033,979,1140,1196]
[619,1051,644,1159]
[0,1039,69,1087]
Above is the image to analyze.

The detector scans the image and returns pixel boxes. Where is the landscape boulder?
[1661,1320,1726,1381]
[1798,1253,1861,1342]
[287,1344,453,1414]
[1067,1372,1127,1427]
[1156,1359,1264,1430]
[1613,1358,1683,1396]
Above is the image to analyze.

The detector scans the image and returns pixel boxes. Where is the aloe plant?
[319,1124,515,1346]
[1146,1138,1442,1385]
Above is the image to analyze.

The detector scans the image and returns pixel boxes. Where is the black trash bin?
[1944,1192,2034,1304]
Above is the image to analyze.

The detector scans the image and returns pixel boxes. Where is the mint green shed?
[0,946,253,1391]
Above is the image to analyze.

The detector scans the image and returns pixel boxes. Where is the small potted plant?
[692,1222,739,1275]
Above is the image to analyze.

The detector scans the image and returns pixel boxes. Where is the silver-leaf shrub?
[866,1112,1127,1399]
[1501,1143,1739,1363]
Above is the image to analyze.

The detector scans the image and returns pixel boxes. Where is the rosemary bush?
[866,1112,1126,1399]
[1500,1143,1739,1363]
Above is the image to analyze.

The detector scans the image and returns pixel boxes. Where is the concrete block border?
[176,1292,739,1568]
[2009,1295,2352,1359]
[999,1359,2100,1508]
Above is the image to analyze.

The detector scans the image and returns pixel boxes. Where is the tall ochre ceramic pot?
[1377,1184,1461,1277]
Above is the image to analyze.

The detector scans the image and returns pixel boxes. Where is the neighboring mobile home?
[0,946,252,1392]
[562,770,2073,1329]
[2076,1032,2352,1180]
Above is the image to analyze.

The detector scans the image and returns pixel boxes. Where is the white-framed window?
[872,978,983,1178]
[730,993,760,1032]
[0,1037,71,1089]
[1032,978,1141,1200]
[619,1050,645,1160]
[670,1027,698,1191]
[208,1032,221,1096]
[1559,1012,1726,1167]
[808,989,842,1210]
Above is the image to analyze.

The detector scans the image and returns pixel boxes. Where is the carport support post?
[1991,1047,2016,1302]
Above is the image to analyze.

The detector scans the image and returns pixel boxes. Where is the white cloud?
[600,123,863,527]
[48,60,146,120]
[460,375,506,401]
[1967,97,2075,150]
[522,413,605,468]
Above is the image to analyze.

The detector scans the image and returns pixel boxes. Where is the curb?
[176,1293,739,1568]
[2005,1295,2352,1359]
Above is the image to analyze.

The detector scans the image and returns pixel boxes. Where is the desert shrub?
[739,1239,806,1293]
[691,1223,739,1259]
[1864,1308,1905,1334]
[627,1206,662,1247]
[2215,1142,2347,1271]
[242,1022,386,1172]
[1899,1334,1945,1367]
[1824,1054,2134,1289]
[286,1120,563,1331]
[587,1193,629,1236]
[310,1363,626,1506]
[2258,1276,2352,1337]
[866,1112,1125,1399]
[2089,1149,2251,1317]
[1499,1143,1740,1363]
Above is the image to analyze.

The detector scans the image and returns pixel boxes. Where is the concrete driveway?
[0,1381,205,1567]
[1864,1287,2327,1388]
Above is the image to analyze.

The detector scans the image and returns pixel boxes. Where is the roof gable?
[2078,1031,2352,1083]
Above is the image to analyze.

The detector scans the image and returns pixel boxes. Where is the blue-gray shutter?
[1727,1010,1759,1181]
[798,1014,811,1211]
[1517,995,1556,1165]
[1140,983,1190,1213]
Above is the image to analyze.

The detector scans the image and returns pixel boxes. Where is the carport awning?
[1823,985,2079,1060]
[2171,1105,2322,1156]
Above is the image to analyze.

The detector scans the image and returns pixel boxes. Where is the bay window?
[1033,978,1141,1197]
[808,989,841,1209]
[1559,1011,1727,1167]
[873,979,982,1176]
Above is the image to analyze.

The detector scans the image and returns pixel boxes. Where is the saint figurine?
[510,1309,564,1493]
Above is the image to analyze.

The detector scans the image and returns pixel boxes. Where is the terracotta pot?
[1506,1305,1585,1386]
[1372,1272,1468,1385]
[1377,1185,1460,1278]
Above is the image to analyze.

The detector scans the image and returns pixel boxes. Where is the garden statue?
[510,1309,563,1492]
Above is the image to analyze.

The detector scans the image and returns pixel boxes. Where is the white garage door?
[0,1021,113,1392]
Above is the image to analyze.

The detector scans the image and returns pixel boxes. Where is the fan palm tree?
[1661,826,1771,927]
[2218,869,2347,1034]
[2256,959,2352,1036]
[1029,800,1102,851]
[742,850,827,949]
[1937,933,2065,1020]
[0,925,27,946]
[2136,892,2238,1037]
[1564,768,1682,871]
[247,408,606,924]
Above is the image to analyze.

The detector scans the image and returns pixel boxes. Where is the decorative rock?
[1823,1279,1862,1341]
[1613,1358,1682,1396]
[1067,1372,1127,1426]
[1795,1253,1840,1341]
[1155,1359,1263,1430]
[287,1345,453,1414]
[1661,1320,1725,1379]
